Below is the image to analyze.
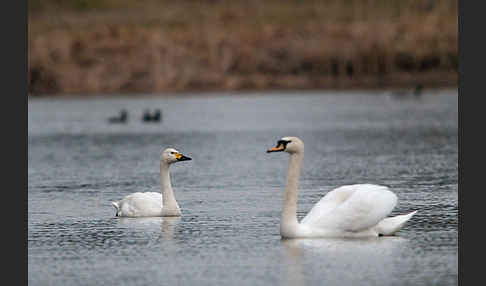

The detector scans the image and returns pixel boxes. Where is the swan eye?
[277,140,291,148]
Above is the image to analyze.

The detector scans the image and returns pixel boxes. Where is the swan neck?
[160,162,179,211]
[281,152,303,234]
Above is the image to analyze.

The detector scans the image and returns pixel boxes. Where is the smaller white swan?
[267,136,417,239]
[111,148,192,217]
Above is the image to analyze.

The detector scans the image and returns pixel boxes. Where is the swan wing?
[301,184,397,232]
[114,192,163,217]
[373,210,418,235]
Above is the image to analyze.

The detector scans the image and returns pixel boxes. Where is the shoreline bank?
[28,0,458,96]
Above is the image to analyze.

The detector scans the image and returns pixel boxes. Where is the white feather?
[301,184,397,232]
[112,192,163,217]
[373,210,418,235]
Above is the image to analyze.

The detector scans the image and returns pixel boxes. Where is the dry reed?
[28,0,458,95]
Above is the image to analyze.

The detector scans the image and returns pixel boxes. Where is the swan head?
[160,148,192,164]
[267,136,304,154]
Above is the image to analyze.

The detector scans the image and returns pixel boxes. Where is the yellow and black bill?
[175,153,192,161]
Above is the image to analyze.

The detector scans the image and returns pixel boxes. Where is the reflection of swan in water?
[117,217,164,228]
[280,237,409,286]
[281,239,305,286]
[267,137,417,238]
[162,217,180,240]
[116,216,180,240]
[281,236,408,255]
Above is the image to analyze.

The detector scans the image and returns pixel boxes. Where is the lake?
[28,90,458,286]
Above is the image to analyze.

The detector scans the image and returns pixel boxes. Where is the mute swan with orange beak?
[267,137,417,238]
[112,148,192,217]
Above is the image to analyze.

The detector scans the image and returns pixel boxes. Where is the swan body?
[267,136,417,239]
[111,148,191,217]
[112,192,165,217]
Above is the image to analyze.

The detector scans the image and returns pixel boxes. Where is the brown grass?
[28,0,458,95]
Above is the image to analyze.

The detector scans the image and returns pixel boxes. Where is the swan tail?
[111,201,120,217]
[374,210,417,236]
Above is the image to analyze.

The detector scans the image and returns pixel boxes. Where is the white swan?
[267,136,417,238]
[111,148,192,217]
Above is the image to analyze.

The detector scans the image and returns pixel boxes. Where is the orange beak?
[267,144,285,153]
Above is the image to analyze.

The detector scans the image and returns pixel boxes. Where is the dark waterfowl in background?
[143,109,152,122]
[387,84,424,100]
[142,109,162,122]
[152,109,162,122]
[108,110,128,123]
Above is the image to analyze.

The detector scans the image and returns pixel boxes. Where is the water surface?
[28,90,458,286]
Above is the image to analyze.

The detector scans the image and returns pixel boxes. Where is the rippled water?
[28,90,458,286]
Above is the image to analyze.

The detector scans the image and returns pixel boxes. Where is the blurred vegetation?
[28,0,458,95]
